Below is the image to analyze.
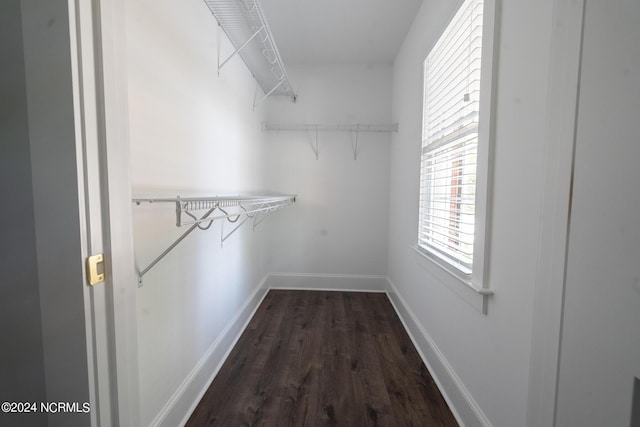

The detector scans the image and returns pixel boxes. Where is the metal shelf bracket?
[351,126,360,160]
[218,23,266,72]
[253,77,285,110]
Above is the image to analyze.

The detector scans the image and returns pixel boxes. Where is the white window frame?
[414,0,497,313]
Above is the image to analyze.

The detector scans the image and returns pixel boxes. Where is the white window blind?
[418,0,484,275]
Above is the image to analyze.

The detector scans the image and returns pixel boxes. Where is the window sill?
[411,245,493,314]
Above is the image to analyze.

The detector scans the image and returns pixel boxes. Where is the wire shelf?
[262,123,399,133]
[133,193,296,285]
[262,122,398,159]
[203,0,295,101]
[134,194,295,226]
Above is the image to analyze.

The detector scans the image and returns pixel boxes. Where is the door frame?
[526,0,586,426]
[70,0,140,424]
[93,0,141,423]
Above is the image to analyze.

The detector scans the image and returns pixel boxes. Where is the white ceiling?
[260,0,424,64]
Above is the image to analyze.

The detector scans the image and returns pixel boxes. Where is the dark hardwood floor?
[186,290,458,426]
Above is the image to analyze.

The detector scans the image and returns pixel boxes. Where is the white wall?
[555,1,640,425]
[264,64,392,288]
[388,1,555,425]
[125,0,272,424]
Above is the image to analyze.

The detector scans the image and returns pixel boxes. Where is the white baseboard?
[266,272,387,292]
[386,277,492,427]
[149,277,270,427]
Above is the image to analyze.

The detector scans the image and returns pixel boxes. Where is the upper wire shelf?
[133,194,296,285]
[203,0,296,104]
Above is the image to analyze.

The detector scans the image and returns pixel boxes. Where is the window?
[417,0,493,285]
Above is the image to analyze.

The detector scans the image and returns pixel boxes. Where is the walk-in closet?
[4,0,640,426]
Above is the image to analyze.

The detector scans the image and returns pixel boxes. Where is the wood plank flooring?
[186,290,458,426]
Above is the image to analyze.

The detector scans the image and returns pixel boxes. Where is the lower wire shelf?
[133,193,296,286]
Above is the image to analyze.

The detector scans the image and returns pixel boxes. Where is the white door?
[71,0,140,425]
[555,1,640,425]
